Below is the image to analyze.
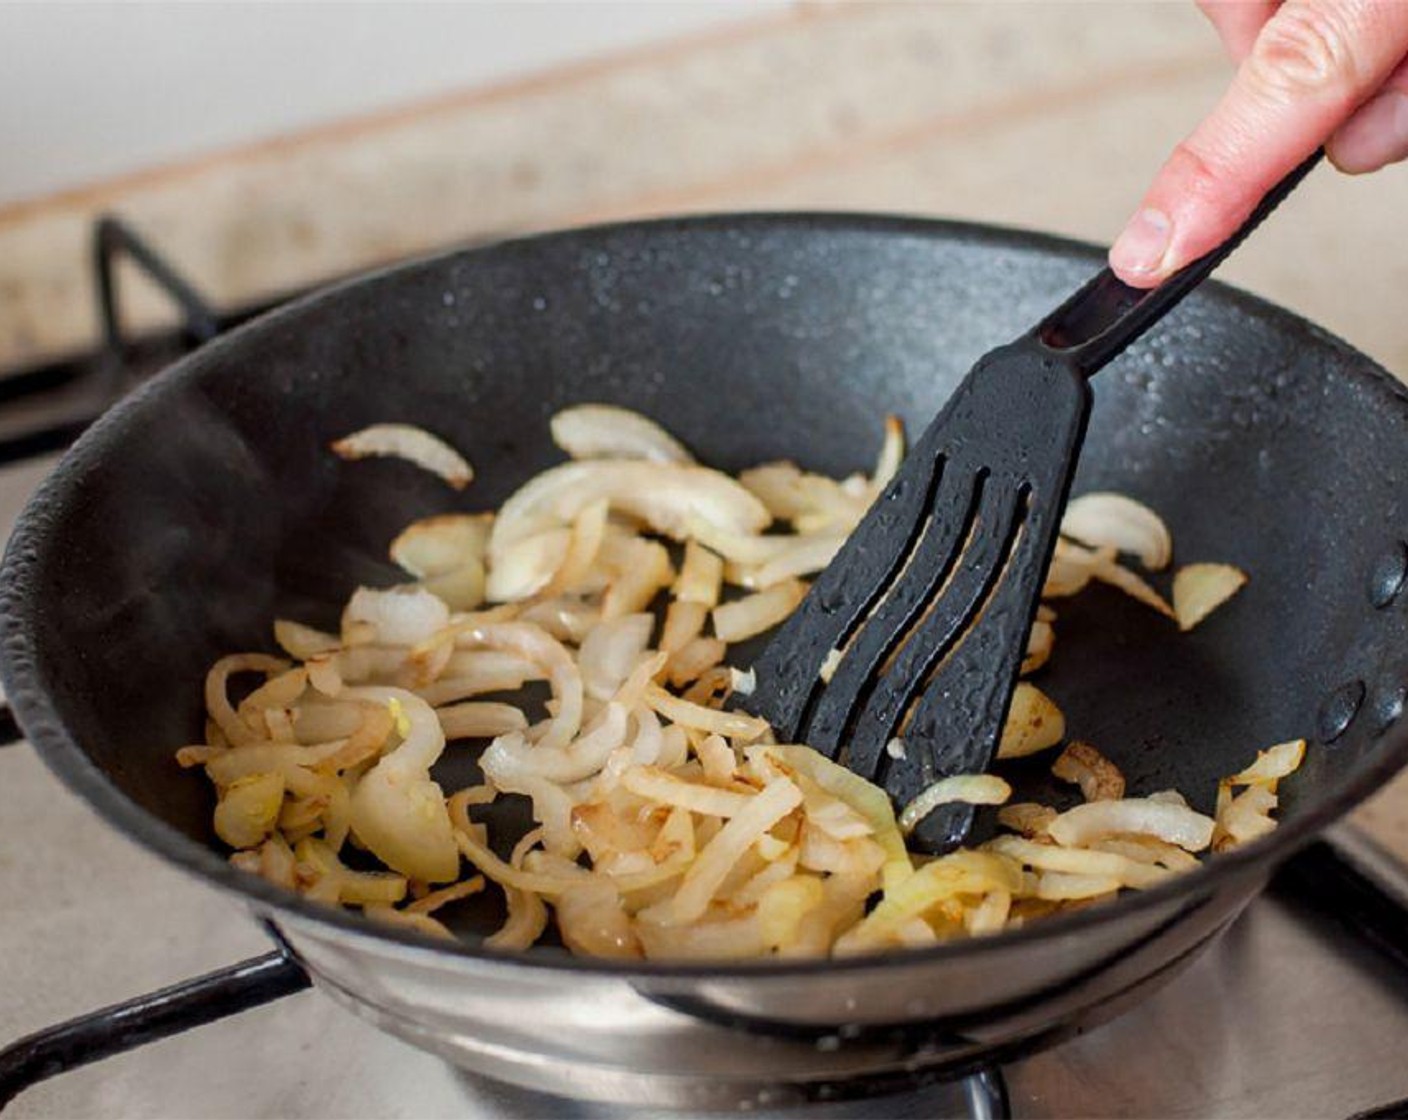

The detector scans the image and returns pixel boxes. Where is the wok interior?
[29,217,1408,944]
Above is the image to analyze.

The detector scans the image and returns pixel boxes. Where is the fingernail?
[1110,208,1173,277]
[1329,91,1408,174]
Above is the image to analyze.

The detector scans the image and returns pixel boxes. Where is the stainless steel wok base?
[276,899,1236,1110]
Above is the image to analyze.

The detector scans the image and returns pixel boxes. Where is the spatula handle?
[1034,148,1323,379]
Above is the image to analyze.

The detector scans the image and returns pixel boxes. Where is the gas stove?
[1,220,1407,1119]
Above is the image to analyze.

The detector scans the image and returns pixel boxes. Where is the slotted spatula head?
[738,151,1323,853]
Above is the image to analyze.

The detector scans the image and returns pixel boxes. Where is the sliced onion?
[673,540,725,607]
[696,733,738,787]
[213,772,285,849]
[1047,797,1215,852]
[237,667,308,726]
[1042,539,1105,597]
[686,522,795,566]
[635,911,768,960]
[985,835,1168,889]
[996,683,1065,759]
[651,777,802,925]
[196,402,1301,957]
[483,702,629,785]
[737,463,866,528]
[477,734,581,855]
[871,415,906,493]
[1223,739,1305,787]
[799,826,886,877]
[627,709,664,766]
[622,766,755,817]
[600,538,674,619]
[711,579,807,643]
[1173,562,1248,631]
[416,561,486,611]
[1061,492,1172,570]
[996,802,1057,838]
[644,684,769,740]
[341,687,459,882]
[437,701,528,740]
[1051,741,1125,802]
[614,650,669,710]
[766,744,912,892]
[964,890,1012,936]
[579,615,655,701]
[206,654,290,748]
[390,513,493,577]
[274,619,340,661]
[1035,872,1124,901]
[898,774,1011,834]
[415,665,537,706]
[448,813,578,899]
[1091,556,1175,619]
[490,460,769,557]
[331,423,473,490]
[550,404,695,464]
[297,837,408,906]
[443,649,541,681]
[556,881,642,958]
[835,851,1022,952]
[485,529,571,602]
[1021,619,1055,676]
[661,599,708,654]
[1088,835,1199,871]
[746,533,846,590]
[342,586,450,648]
[664,637,727,688]
[517,596,601,645]
[544,498,609,597]
[1215,784,1279,849]
[457,622,583,751]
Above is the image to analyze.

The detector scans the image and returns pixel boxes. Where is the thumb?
[1110,0,1408,287]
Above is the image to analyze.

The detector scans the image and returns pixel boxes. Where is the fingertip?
[1109,208,1176,288]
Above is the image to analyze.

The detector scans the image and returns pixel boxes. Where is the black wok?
[4,214,1408,1107]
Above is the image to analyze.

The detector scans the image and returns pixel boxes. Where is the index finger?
[1111,0,1408,285]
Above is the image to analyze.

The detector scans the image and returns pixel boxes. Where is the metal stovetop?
[2,220,1407,1119]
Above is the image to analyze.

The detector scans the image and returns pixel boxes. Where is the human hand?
[1109,0,1408,287]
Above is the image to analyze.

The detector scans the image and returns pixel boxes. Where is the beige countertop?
[0,0,1403,941]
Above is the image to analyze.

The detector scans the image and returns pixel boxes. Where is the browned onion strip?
[711,579,807,643]
[206,654,291,748]
[1051,741,1126,802]
[331,423,473,490]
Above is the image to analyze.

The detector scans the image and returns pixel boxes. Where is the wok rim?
[5,210,1407,982]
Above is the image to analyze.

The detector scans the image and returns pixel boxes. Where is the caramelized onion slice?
[1173,563,1248,631]
[1047,797,1215,852]
[550,404,695,464]
[331,423,473,490]
[898,774,1011,835]
[996,683,1065,759]
[490,461,769,557]
[390,513,494,577]
[1061,493,1172,570]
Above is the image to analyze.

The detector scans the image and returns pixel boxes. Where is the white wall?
[0,1,780,206]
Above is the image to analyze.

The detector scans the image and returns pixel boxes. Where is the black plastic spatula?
[739,151,1323,853]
